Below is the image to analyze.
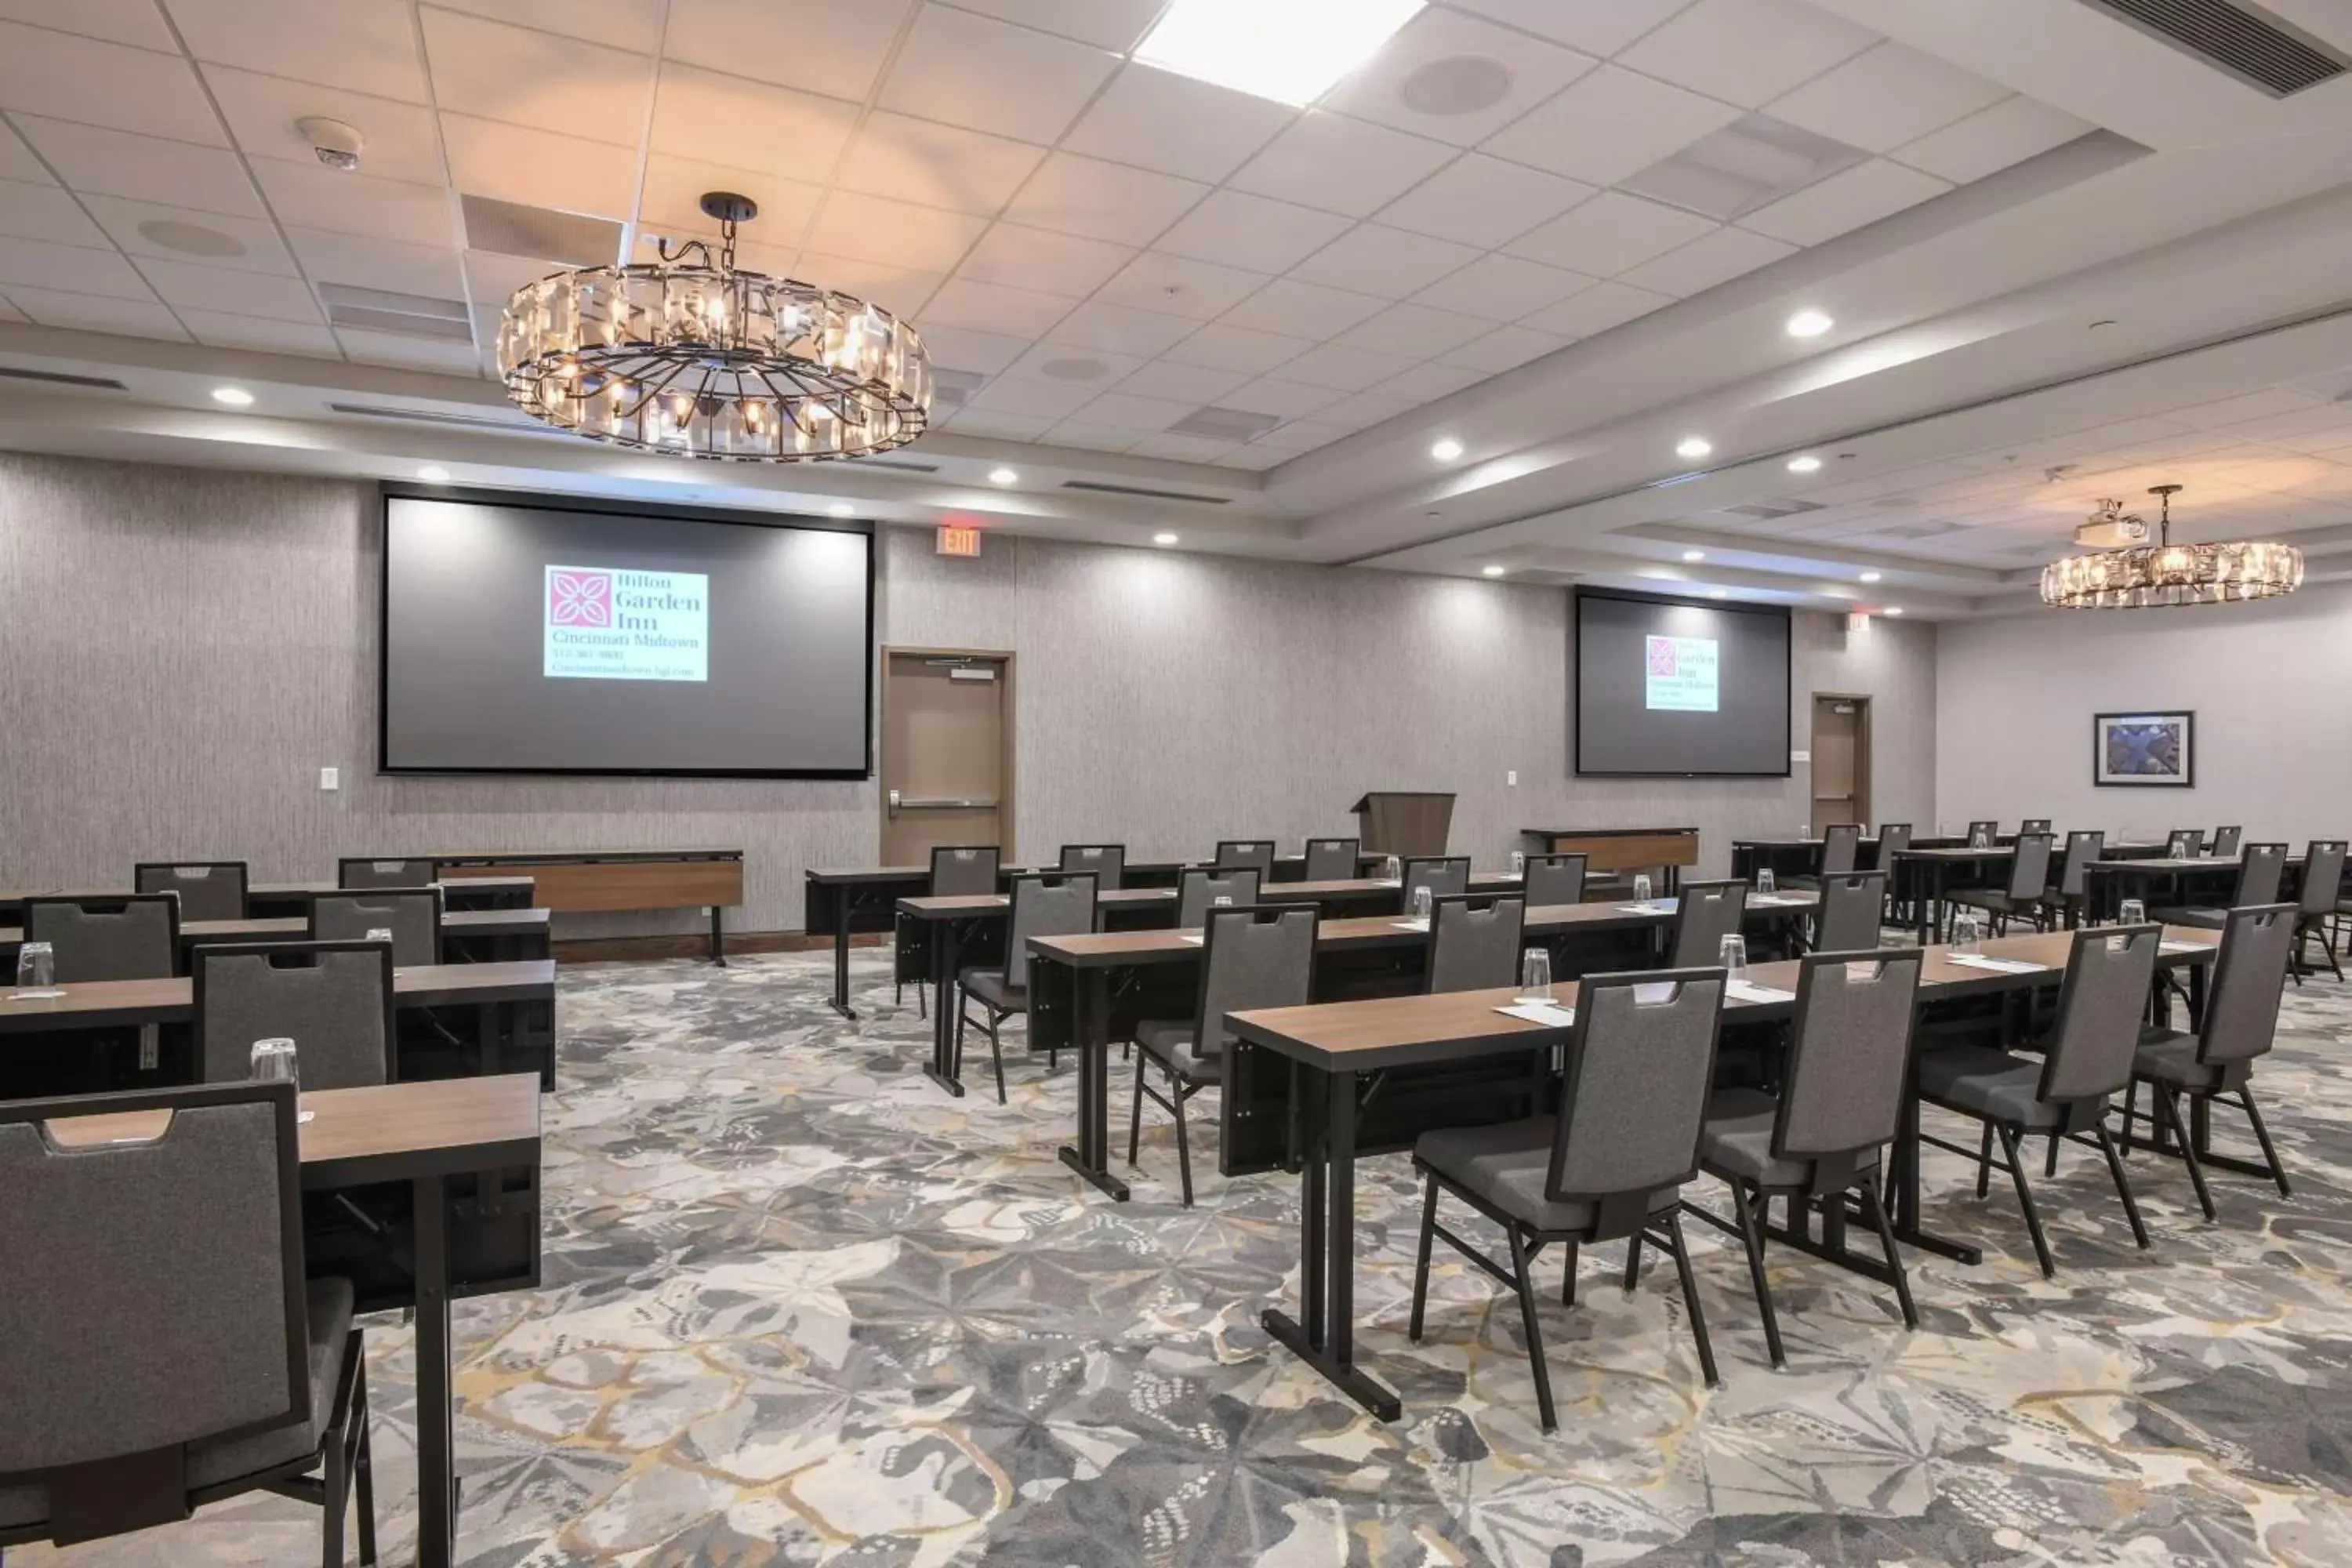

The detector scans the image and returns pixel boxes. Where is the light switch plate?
[319,766,340,791]
[1506,769,1518,786]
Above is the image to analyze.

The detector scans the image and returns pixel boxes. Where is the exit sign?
[937,523,982,557]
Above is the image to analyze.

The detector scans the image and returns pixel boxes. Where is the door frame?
[1809,691,1872,828]
[878,645,1018,860]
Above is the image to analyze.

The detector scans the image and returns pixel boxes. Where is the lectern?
[1352,791,1455,858]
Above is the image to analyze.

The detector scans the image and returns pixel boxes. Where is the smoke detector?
[295,116,364,172]
[2075,498,2149,548]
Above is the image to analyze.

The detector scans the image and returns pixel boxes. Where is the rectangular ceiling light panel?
[1135,0,1425,106]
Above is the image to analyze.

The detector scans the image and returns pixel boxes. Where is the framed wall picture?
[2093,710,2194,787]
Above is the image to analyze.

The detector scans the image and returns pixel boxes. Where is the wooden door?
[880,650,1012,866]
[1809,695,1870,831]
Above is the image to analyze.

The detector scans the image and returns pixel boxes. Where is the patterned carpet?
[20,949,2352,1567]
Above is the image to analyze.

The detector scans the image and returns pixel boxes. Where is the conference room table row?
[0,906,554,967]
[0,875,540,921]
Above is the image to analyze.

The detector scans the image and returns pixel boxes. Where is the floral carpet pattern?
[23,950,2352,1566]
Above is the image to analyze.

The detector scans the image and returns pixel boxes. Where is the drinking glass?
[1509,849,1526,876]
[1381,855,1401,884]
[1517,947,1552,1005]
[2119,898,2146,927]
[1410,886,1433,922]
[12,940,60,1000]
[249,1036,299,1086]
[1718,933,1748,982]
[1951,913,1983,956]
[1756,869,1777,895]
[1973,826,1990,848]
[1633,873,1653,904]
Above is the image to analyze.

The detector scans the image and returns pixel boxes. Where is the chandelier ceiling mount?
[2038,483,2303,610]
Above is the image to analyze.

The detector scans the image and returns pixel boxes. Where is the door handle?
[892,797,1000,811]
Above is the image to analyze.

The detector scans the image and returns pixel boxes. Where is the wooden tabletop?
[1523,826,1698,837]
[0,959,557,1030]
[897,887,1177,917]
[0,909,550,948]
[1260,872,1523,898]
[0,877,539,902]
[2087,855,2293,873]
[430,848,741,862]
[1895,845,2013,860]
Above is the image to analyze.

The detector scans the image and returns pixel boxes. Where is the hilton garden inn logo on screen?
[544,565,710,683]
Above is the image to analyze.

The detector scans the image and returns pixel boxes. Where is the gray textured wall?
[0,452,1936,931]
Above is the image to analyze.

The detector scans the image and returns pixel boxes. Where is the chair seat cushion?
[2132,1029,2235,1091]
[1947,887,2034,914]
[2151,906,2227,929]
[1414,1116,1682,1235]
[1917,1046,2067,1130]
[1698,1088,1878,1190]
[959,968,1027,1014]
[1134,1019,1218,1081]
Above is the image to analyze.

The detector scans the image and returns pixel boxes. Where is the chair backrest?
[2299,840,2347,916]
[1523,852,1586,909]
[133,860,248,922]
[2197,903,2295,1067]
[192,941,396,1091]
[2005,832,2055,898]
[24,895,180,982]
[1426,894,1525,993]
[1967,819,1998,848]
[2212,825,2244,858]
[1003,871,1096,989]
[1776,949,1923,1163]
[1056,844,1124,891]
[1177,867,1261,927]
[1302,837,1360,881]
[2020,818,2052,835]
[928,844,1001,898]
[1819,823,1861,877]
[310,887,443,967]
[2055,829,2103,897]
[1875,822,1912,862]
[337,856,436,890]
[1191,903,1316,1064]
[2232,843,2286,906]
[1402,855,1470,905]
[2035,924,2162,1104]
[1813,872,1886,953]
[2165,828,2201,859]
[1213,840,1275,876]
[1669,879,1748,967]
[0,1081,309,1534]
[1545,967,1726,1229]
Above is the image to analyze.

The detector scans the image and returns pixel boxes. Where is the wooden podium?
[1352,791,1455,858]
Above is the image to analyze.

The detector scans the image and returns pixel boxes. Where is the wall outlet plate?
[319,766,340,790]
[1506,769,1518,786]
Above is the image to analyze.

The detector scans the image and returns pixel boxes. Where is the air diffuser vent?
[1866,519,1969,539]
[2075,0,2348,96]
[0,365,127,390]
[856,457,939,474]
[328,401,564,437]
[318,284,474,343]
[1061,480,1232,505]
[461,194,625,266]
[1168,405,1281,442]
[932,368,985,407]
[1722,499,1825,520]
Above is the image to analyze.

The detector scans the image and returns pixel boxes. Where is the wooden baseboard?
[553,931,888,966]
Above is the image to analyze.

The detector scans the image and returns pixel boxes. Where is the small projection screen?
[379,489,872,777]
[1574,589,1791,776]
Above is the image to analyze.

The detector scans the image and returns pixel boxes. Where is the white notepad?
[1178,935,1204,946]
[2159,941,2208,954]
[1496,1000,1577,1026]
[1726,980,1795,1004]
[1945,954,2046,974]
[1391,917,1430,932]
[1619,899,1679,914]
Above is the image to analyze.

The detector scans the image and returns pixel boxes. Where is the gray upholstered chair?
[1916,924,2161,1276]
[0,1080,374,1568]
[2291,840,2347,983]
[23,895,180,982]
[2020,818,2052,836]
[310,888,443,968]
[1177,867,1261,927]
[1213,840,1276,877]
[1302,837,1360,881]
[1402,855,1470,908]
[1965,819,1999,849]
[2038,830,2104,929]
[2154,842,2286,928]
[2164,829,2201,859]
[1522,852,1586,909]
[2126,903,2296,1218]
[1875,822,1915,923]
[1668,879,1748,967]
[955,872,1096,1104]
[1812,871,1888,955]
[1426,894,1525,993]
[192,942,396,1091]
[336,858,435,890]
[1946,832,2055,935]
[1789,823,1860,892]
[1409,967,1729,1429]
[134,861,249,922]
[1128,903,1315,1206]
[2212,825,2244,858]
[1689,949,1922,1367]
[899,844,1001,1014]
[1058,844,1125,891]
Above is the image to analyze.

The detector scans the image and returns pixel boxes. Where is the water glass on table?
[1509,849,1526,876]
[2120,898,2146,927]
[1718,934,1748,982]
[1381,855,1401,884]
[12,940,61,1000]
[1756,869,1777,896]
[1951,913,1983,956]
[1516,947,1553,1005]
[1410,886,1433,923]
[1632,873,1653,905]
[250,1036,298,1086]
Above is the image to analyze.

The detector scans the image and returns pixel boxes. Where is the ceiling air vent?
[461,194,625,266]
[1722,499,1825,520]
[1865,519,1970,540]
[0,365,127,390]
[1167,405,1281,442]
[2075,0,2349,96]
[1062,480,1232,505]
[855,457,939,474]
[1624,115,1864,222]
[318,284,474,343]
[932,368,985,407]
[327,401,563,437]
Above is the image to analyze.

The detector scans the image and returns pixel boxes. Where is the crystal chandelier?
[2039,484,2303,609]
[496,192,932,461]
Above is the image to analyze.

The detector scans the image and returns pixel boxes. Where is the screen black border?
[376,482,876,780]
[1572,586,1794,779]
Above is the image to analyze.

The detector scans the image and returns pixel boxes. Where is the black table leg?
[923,920,964,1097]
[413,1174,458,1568]
[1261,1067,1403,1421]
[829,909,856,1021]
[478,998,501,1077]
[709,904,727,966]
[1057,967,1131,1201]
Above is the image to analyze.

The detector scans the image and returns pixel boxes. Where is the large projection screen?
[1574,589,1792,777]
[380,489,873,777]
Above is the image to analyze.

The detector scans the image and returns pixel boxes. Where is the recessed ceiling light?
[417,465,449,483]
[1708,589,1728,600]
[1134,0,1425,107]
[1153,532,1179,546]
[828,502,855,518]
[1860,570,1882,583]
[988,466,1018,485]
[1786,309,1834,339]
[1676,436,1712,460]
[1787,454,1822,474]
[1481,564,1506,577]
[1431,437,1463,462]
[1682,550,1705,562]
[1884,606,1904,616]
[210,386,253,406]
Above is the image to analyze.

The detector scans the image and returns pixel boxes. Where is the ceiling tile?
[921,275,1076,336]
[174,306,343,355]
[837,111,1047,216]
[1449,0,1696,56]
[2,282,185,336]
[0,121,45,183]
[13,117,264,216]
[1617,0,1875,110]
[954,221,1131,296]
[786,252,942,317]
[462,247,554,303]
[1381,359,1485,401]
[81,194,299,273]
[204,67,447,186]
[1410,252,1591,321]
[879,5,1118,143]
[1004,340,1145,387]
[1316,388,1418,432]
[804,189,988,270]
[1127,432,1235,462]
[0,22,224,143]
[1765,40,2008,154]
[637,154,822,250]
[336,328,483,372]
[1061,64,1296,183]
[944,408,1053,439]
[1323,7,1597,147]
[165,0,429,102]
[1272,340,1424,393]
[0,0,177,49]
[1093,251,1268,321]
[945,0,1160,50]
[1504,190,1713,276]
[1044,420,1144,452]
[430,0,666,52]
[1071,390,1191,432]
[1738,157,1947,245]
[422,9,652,145]
[1218,276,1386,339]
[0,178,105,246]
[1112,358,1246,404]
[1156,190,1352,276]
[0,233,152,296]
[650,64,860,183]
[1247,419,1347,452]
[1217,376,1345,419]
[998,151,1207,247]
[1519,278,1673,338]
[1160,321,1314,376]
[966,374,1094,418]
[920,321,1033,373]
[441,113,640,218]
[1289,224,1479,300]
[661,0,906,97]
[1894,95,2092,183]
[252,162,452,245]
[1373,154,1592,250]
[137,256,322,319]
[1439,322,1569,372]
[1228,111,1457,220]
[1482,64,1741,187]
[1334,301,1488,358]
[1616,223,1793,296]
[1045,299,1197,357]
[286,228,465,296]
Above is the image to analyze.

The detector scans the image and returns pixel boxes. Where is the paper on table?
[1618,899,1679,914]
[1944,954,2046,973]
[1178,934,1204,946]
[1496,1000,1577,1026]
[1726,979,1795,1003]
[1391,917,1430,931]
[2159,940,2208,954]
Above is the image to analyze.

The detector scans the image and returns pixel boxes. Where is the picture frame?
[2093,710,2194,787]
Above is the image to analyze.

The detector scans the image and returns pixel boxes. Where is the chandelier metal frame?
[2039,484,2304,609]
[496,191,933,462]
